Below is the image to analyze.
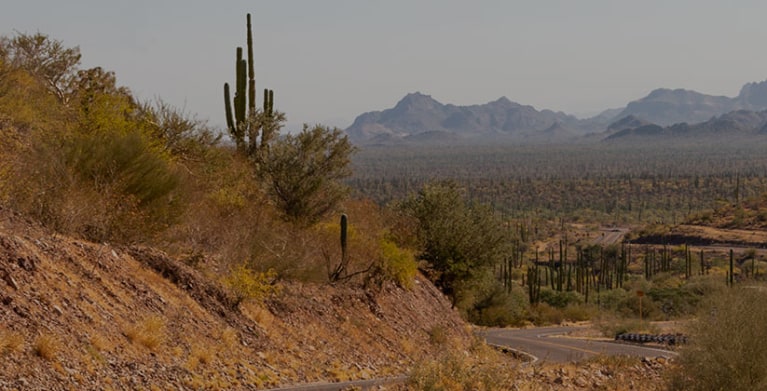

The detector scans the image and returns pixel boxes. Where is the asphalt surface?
[482,326,677,363]
[592,228,629,246]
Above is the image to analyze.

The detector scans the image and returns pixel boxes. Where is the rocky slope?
[0,207,469,390]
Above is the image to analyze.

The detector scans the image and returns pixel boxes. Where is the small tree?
[0,32,81,104]
[260,124,354,224]
[401,181,509,307]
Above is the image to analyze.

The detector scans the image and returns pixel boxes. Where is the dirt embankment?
[0,210,468,390]
[631,224,767,249]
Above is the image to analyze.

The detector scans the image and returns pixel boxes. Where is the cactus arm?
[247,13,256,119]
[224,82,235,134]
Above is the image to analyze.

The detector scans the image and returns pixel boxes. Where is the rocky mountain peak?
[393,92,442,112]
[738,80,767,108]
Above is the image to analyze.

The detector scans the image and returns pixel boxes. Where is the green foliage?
[223,265,280,305]
[260,124,355,224]
[0,59,66,133]
[529,302,564,325]
[6,123,181,242]
[401,181,509,307]
[140,98,221,160]
[314,209,378,283]
[538,288,584,308]
[379,238,417,289]
[0,32,81,104]
[67,129,178,205]
[561,303,596,322]
[351,143,767,224]
[468,284,529,327]
[0,32,195,243]
[669,287,767,390]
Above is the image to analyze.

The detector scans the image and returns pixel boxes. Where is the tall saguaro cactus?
[224,13,276,157]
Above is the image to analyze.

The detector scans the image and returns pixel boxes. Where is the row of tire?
[615,333,688,345]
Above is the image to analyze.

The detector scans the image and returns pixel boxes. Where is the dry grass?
[34,333,60,361]
[186,344,214,370]
[242,302,275,329]
[408,337,519,390]
[219,327,238,350]
[89,334,109,352]
[124,315,166,350]
[0,329,24,355]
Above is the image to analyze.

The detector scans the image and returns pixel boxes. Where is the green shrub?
[530,302,564,326]
[223,264,280,305]
[4,121,181,243]
[468,285,529,327]
[668,287,767,390]
[379,238,417,289]
[562,303,596,322]
[538,288,583,308]
[595,288,631,312]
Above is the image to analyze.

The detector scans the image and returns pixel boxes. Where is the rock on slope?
[0,208,468,390]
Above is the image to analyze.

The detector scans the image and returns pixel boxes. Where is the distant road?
[592,228,629,246]
[482,326,677,363]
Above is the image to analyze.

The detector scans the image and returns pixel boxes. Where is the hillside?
[0,207,469,390]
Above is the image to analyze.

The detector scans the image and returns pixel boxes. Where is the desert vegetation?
[2,14,766,389]
[668,287,767,390]
[0,25,431,389]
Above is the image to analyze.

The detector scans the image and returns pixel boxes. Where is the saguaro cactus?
[329,214,350,282]
[224,13,276,156]
[340,213,348,267]
[729,249,734,287]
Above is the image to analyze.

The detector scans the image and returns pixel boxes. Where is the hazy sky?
[3,1,767,132]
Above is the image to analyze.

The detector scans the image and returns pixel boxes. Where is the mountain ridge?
[605,109,767,142]
[346,92,581,145]
[346,80,767,145]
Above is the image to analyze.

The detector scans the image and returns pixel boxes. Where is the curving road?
[264,326,675,390]
[482,326,677,363]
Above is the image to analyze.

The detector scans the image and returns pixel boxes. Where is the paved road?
[482,326,677,363]
[593,228,629,246]
[264,326,675,390]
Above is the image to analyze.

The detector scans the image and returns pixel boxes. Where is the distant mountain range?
[345,80,767,145]
[604,109,767,141]
[614,81,767,126]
